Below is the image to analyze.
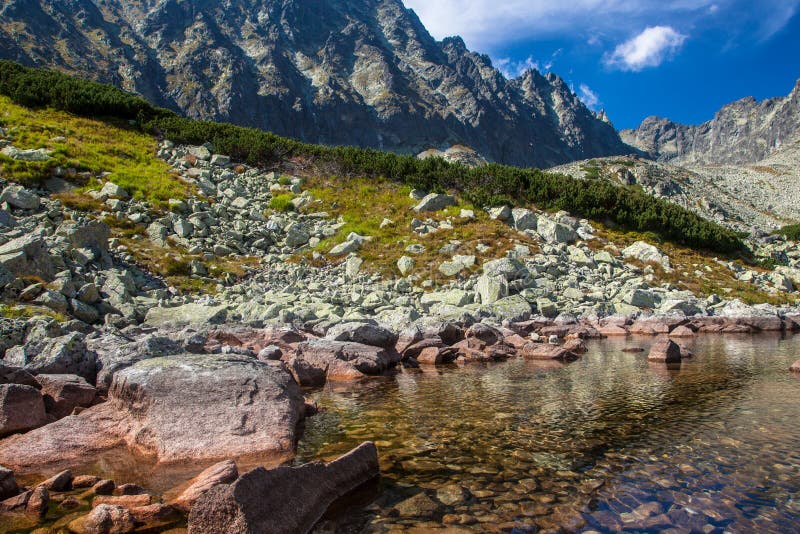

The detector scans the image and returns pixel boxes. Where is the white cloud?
[402,0,799,51]
[403,0,709,50]
[578,84,601,110]
[605,26,687,71]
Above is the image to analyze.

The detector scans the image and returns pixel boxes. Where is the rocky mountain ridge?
[0,0,630,168]
[621,79,800,165]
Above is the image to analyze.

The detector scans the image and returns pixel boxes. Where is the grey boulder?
[325,322,398,348]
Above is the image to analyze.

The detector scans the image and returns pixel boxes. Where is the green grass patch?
[0,94,191,206]
[776,223,800,241]
[0,302,68,322]
[268,193,295,212]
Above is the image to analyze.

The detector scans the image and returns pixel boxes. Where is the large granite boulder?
[188,442,379,534]
[0,384,47,437]
[0,363,39,388]
[86,332,184,392]
[325,322,398,348]
[0,185,39,210]
[57,220,112,267]
[144,303,228,328]
[4,333,97,383]
[0,355,305,471]
[0,234,55,281]
[413,193,455,212]
[35,374,97,419]
[290,340,399,384]
[107,354,305,463]
[622,241,671,271]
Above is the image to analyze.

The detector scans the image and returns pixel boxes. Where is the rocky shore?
[2,138,800,531]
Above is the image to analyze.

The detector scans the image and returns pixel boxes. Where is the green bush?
[0,60,746,254]
[269,194,295,212]
[776,224,800,241]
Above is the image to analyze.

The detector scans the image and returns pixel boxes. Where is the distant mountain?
[621,80,800,165]
[0,0,630,168]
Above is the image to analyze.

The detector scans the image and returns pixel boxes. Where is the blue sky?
[403,0,800,129]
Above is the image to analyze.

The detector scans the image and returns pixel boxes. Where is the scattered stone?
[623,241,672,271]
[94,494,152,508]
[40,469,73,492]
[537,217,577,244]
[5,333,97,383]
[293,340,398,383]
[26,485,48,518]
[144,303,228,328]
[0,185,40,210]
[0,363,39,388]
[397,256,415,275]
[511,208,538,231]
[669,325,695,338]
[394,492,441,517]
[413,193,456,212]
[99,181,130,200]
[79,504,136,534]
[488,205,511,221]
[329,239,362,256]
[72,475,101,489]
[476,275,508,305]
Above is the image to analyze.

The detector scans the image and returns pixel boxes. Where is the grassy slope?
[0,87,793,306]
[0,96,255,295]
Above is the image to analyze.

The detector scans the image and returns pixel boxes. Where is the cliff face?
[0,0,630,168]
[621,80,800,165]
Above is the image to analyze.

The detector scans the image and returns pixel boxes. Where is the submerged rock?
[521,343,579,361]
[78,503,136,534]
[187,442,379,534]
[647,338,682,363]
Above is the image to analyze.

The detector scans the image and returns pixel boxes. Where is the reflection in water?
[298,334,800,533]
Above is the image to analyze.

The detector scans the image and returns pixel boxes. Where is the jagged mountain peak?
[0,0,631,167]
[622,78,800,165]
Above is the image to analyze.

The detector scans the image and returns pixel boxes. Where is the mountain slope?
[0,0,629,168]
[621,80,800,165]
